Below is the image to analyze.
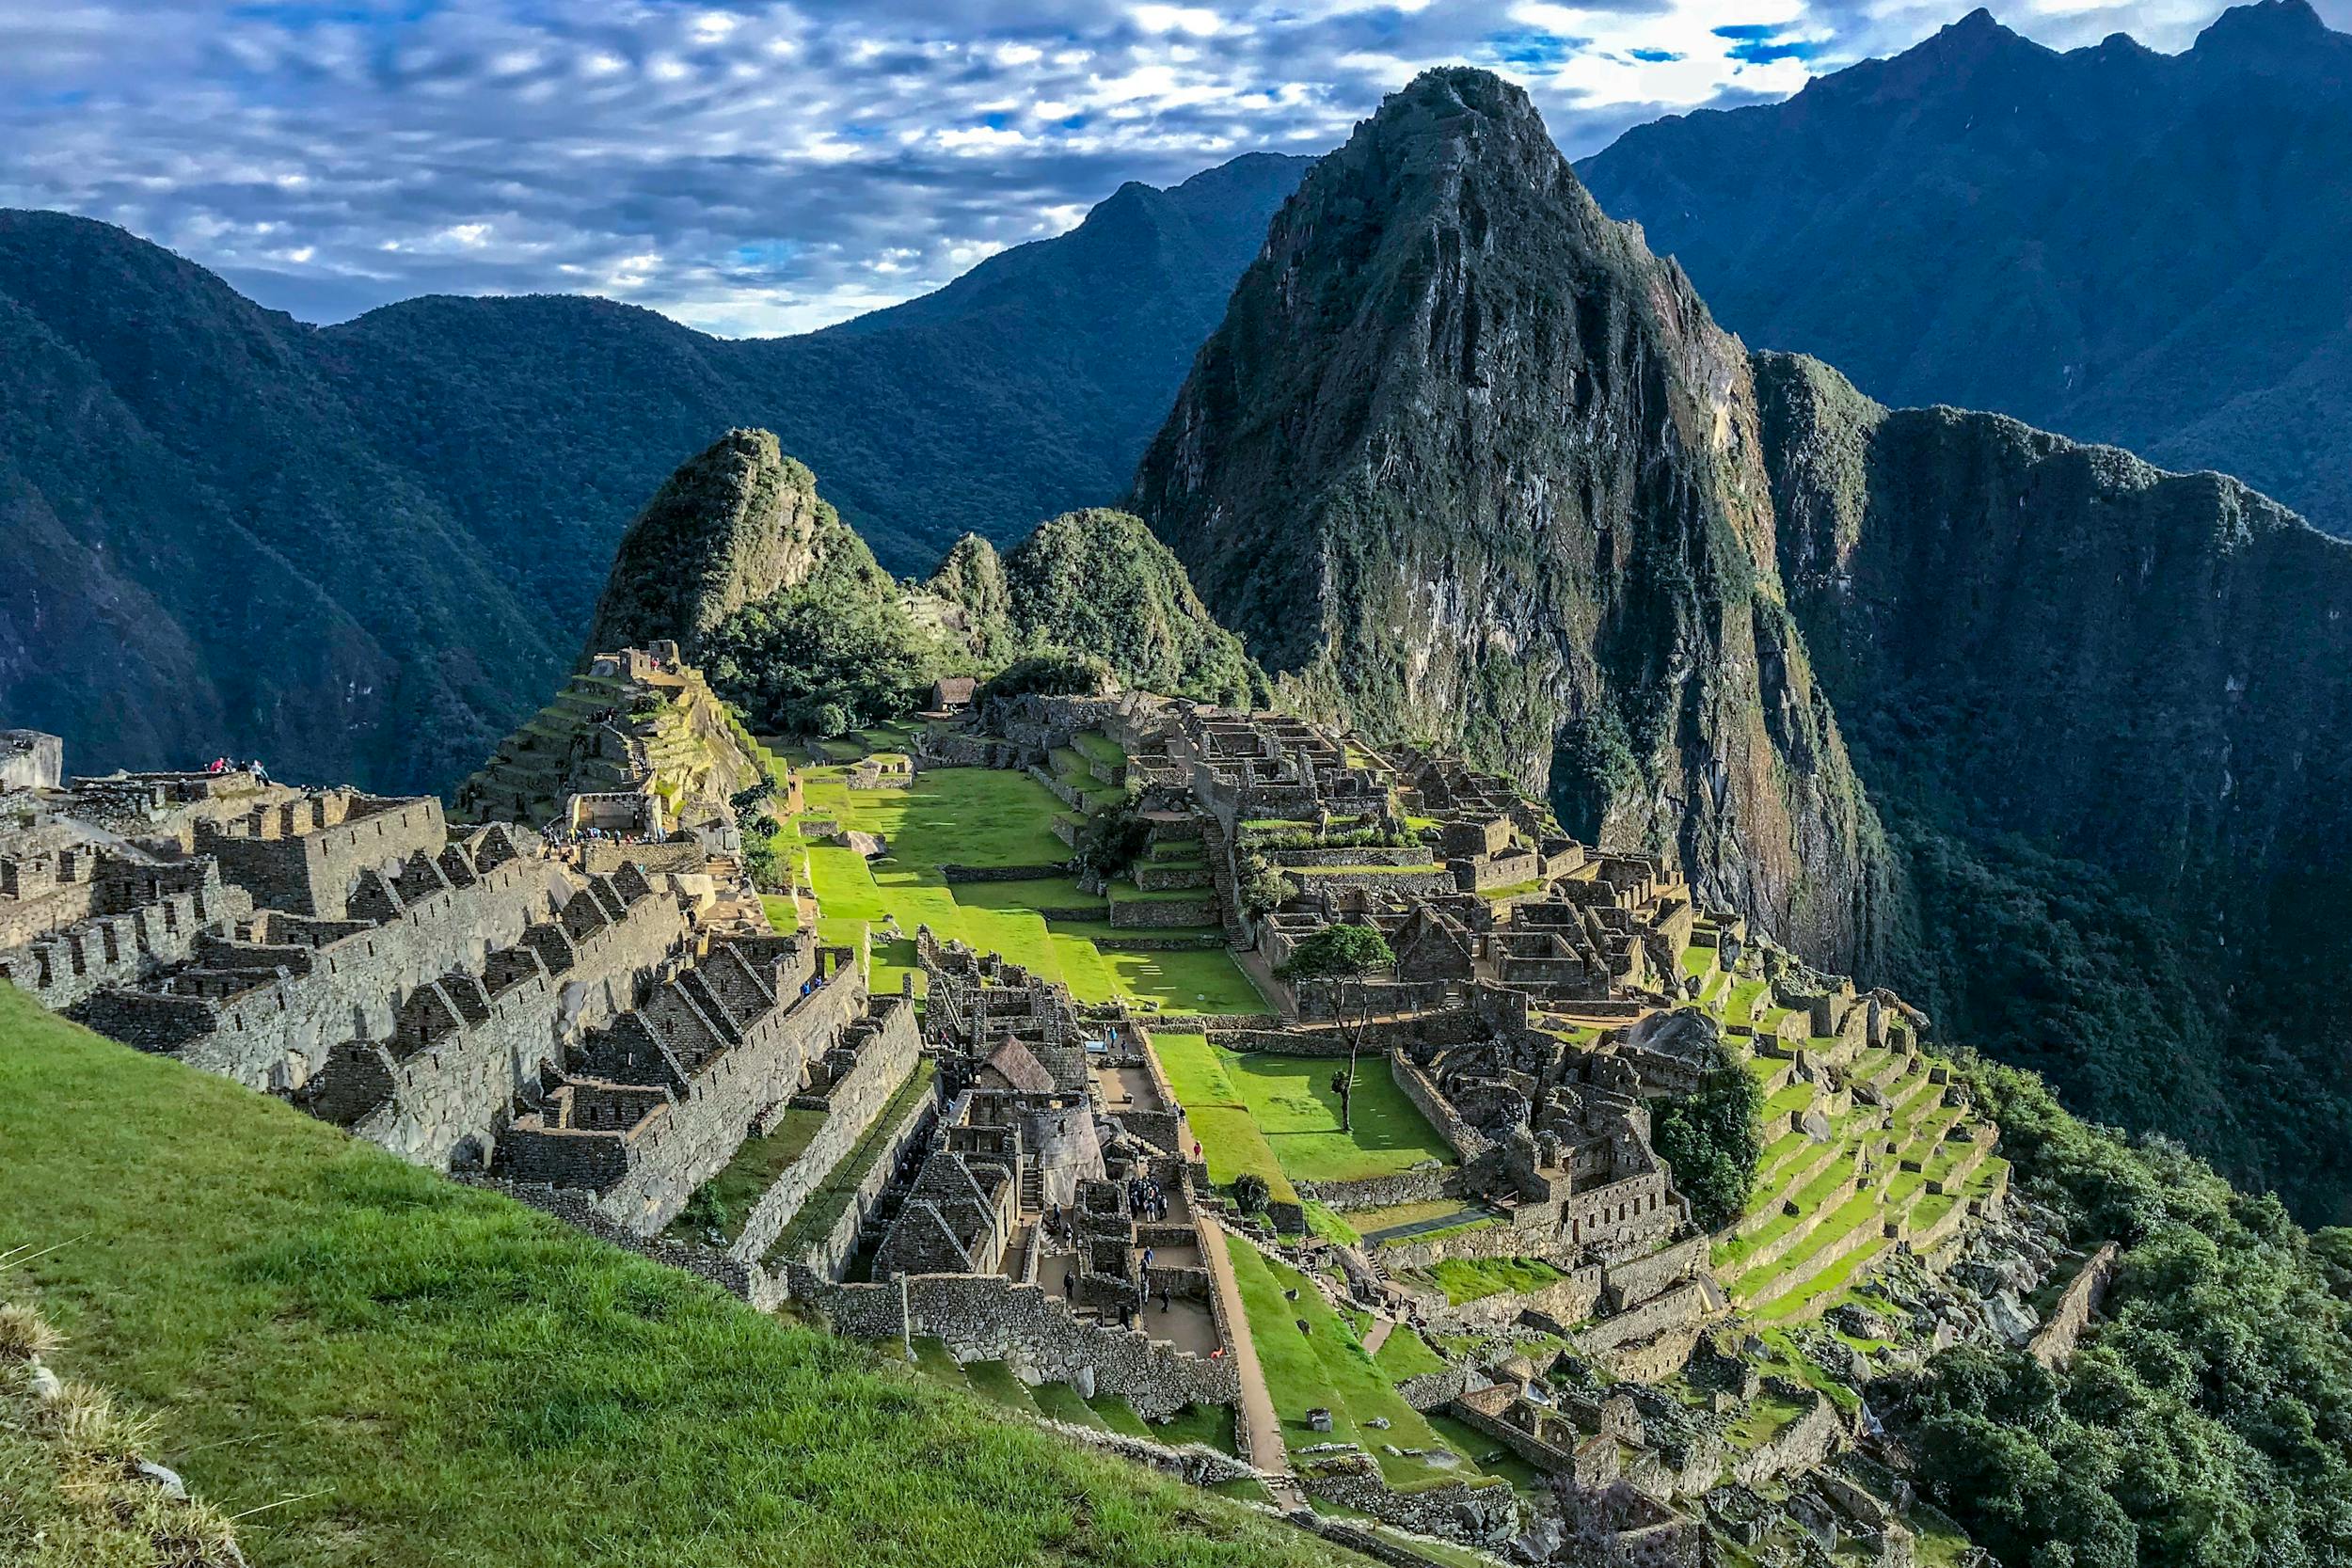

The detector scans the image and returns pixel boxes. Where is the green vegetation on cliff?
[932,511,1263,709]
[1757,347,2352,1222]
[584,428,887,663]
[588,435,1260,738]
[1892,1053,2352,1568]
[0,985,1343,1568]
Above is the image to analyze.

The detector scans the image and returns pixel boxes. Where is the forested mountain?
[1578,0,2352,538]
[0,152,1307,789]
[566,431,1259,743]
[1759,351,2352,1223]
[1134,65,2352,1226]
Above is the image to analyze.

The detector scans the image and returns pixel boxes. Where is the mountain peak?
[2194,0,2333,57]
[580,428,879,664]
[1916,6,2039,62]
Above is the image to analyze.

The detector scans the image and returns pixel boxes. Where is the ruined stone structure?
[0,730,62,793]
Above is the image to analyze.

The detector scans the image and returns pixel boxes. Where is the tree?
[1232,1173,1271,1216]
[705,571,942,736]
[1236,851,1295,917]
[1650,1043,1764,1231]
[1276,924,1397,1133]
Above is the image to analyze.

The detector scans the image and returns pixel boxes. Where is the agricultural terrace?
[1147,1033,1455,1211]
[774,734,1265,1017]
[0,988,1347,1568]
[1712,1010,2009,1328]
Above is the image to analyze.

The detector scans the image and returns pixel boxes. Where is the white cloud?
[2,0,2339,336]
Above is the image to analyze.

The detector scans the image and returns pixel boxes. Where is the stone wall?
[1261,846,1435,868]
[0,863,248,1013]
[1107,893,1220,929]
[1456,848,1540,893]
[1392,1054,1486,1161]
[199,795,448,919]
[586,966,869,1235]
[1378,1213,1582,1275]
[1288,867,1457,899]
[79,855,583,1093]
[1599,1234,1710,1313]
[1296,1168,1454,1212]
[940,863,1072,883]
[809,1272,1238,1419]
[336,886,692,1166]
[777,1069,943,1285]
[726,1001,923,1265]
[2028,1241,2121,1369]
[1430,1264,1604,1333]
[1442,1387,1580,1475]
[1574,1279,1708,1355]
[0,731,63,792]
[1396,1364,1479,1412]
[1728,1388,1841,1489]
[1297,1456,1518,1548]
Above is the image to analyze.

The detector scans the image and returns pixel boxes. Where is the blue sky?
[4,0,2344,335]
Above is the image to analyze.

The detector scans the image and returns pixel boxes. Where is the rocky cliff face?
[581,429,883,663]
[1134,69,1891,968]
[1579,0,2352,539]
[1757,351,2352,1216]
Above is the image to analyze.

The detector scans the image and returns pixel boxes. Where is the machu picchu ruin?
[2,654,2058,1568]
[14,38,2352,1568]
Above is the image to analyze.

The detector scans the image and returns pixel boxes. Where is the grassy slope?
[1220,1238,1482,1493]
[0,987,1350,1568]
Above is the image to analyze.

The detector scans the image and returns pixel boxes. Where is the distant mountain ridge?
[0,151,1308,790]
[1577,0,2352,537]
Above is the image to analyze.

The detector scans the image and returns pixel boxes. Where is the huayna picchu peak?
[8,26,2352,1568]
[1135,67,1894,975]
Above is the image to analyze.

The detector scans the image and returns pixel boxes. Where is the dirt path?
[1197,1212,1306,1512]
[1359,1317,1394,1356]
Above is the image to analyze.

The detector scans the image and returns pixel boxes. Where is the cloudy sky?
[4,0,2343,337]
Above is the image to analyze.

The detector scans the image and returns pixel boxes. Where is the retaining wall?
[727,1005,924,1264]
[811,1273,1238,1419]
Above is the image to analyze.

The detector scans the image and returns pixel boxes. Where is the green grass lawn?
[1145,1035,1452,1194]
[1216,1052,1454,1184]
[1220,1237,1478,1493]
[0,989,1353,1568]
[1125,1037,1285,1214]
[1371,1324,1447,1383]
[1406,1258,1565,1307]
[797,768,1265,1018]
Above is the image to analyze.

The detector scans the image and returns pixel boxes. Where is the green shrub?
[1650,1047,1763,1232]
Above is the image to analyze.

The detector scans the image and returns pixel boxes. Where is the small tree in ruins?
[1276,923,1397,1134]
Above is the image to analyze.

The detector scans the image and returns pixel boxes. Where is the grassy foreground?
[0,985,1354,1568]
